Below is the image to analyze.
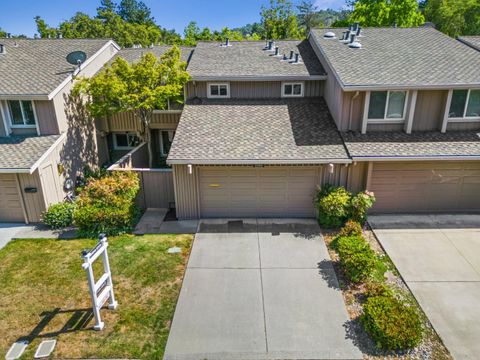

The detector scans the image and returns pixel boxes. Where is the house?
[0,38,119,223]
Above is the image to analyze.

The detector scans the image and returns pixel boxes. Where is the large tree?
[349,0,425,27]
[74,47,190,166]
[261,0,302,39]
[297,0,321,33]
[424,0,480,37]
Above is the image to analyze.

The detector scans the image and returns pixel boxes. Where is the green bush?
[364,280,394,298]
[73,171,140,236]
[350,190,376,223]
[42,202,76,229]
[315,184,352,227]
[361,295,423,350]
[338,220,363,238]
[337,235,378,283]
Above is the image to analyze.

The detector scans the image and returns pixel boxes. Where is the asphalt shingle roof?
[113,46,194,64]
[458,36,480,52]
[0,39,112,97]
[310,27,480,88]
[0,135,61,171]
[167,98,350,164]
[342,131,480,159]
[187,40,325,79]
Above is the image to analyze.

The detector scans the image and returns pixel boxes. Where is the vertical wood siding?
[412,90,447,131]
[99,112,181,132]
[136,170,175,208]
[173,164,200,219]
[18,172,46,223]
[35,100,59,135]
[0,174,24,222]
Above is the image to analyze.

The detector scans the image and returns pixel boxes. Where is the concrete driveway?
[369,215,480,360]
[164,219,361,360]
[0,223,33,250]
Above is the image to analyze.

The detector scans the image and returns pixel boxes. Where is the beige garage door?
[370,161,480,213]
[199,166,319,218]
[0,174,24,222]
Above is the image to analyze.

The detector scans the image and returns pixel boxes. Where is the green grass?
[0,234,193,359]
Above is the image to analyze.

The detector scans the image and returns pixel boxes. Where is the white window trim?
[281,82,305,98]
[6,100,38,129]
[207,83,230,99]
[447,89,480,122]
[366,90,409,124]
[159,130,175,157]
[113,133,140,150]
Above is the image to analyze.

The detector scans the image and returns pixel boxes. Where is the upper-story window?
[113,133,141,150]
[7,100,36,127]
[448,89,480,119]
[367,91,407,121]
[207,83,230,98]
[282,82,304,97]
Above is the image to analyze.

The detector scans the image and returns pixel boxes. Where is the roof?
[187,40,325,80]
[0,134,62,172]
[0,38,116,98]
[310,27,480,89]
[113,45,194,64]
[342,131,480,160]
[458,36,480,52]
[167,98,350,164]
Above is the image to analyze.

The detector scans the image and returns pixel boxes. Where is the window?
[448,89,480,119]
[367,91,407,121]
[113,133,140,150]
[160,130,175,156]
[207,83,230,98]
[7,100,36,127]
[282,82,304,97]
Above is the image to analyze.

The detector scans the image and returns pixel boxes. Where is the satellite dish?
[66,51,87,66]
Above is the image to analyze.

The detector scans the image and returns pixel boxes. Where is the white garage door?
[370,161,480,213]
[199,166,319,218]
[0,174,24,222]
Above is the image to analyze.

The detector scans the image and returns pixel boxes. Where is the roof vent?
[280,53,289,61]
[356,26,362,37]
[220,37,231,47]
[267,41,276,52]
[292,52,302,64]
[341,30,351,43]
[289,50,294,60]
[349,41,362,49]
[349,34,356,43]
[263,40,269,50]
[0,44,5,54]
[323,31,336,39]
[273,46,282,57]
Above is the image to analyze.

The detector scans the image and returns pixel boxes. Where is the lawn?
[0,234,193,359]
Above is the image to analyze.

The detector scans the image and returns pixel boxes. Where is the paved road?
[370,214,480,360]
[164,219,361,360]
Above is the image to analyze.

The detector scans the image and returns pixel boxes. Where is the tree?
[424,0,480,37]
[117,0,154,25]
[260,0,302,39]
[74,47,190,167]
[297,0,321,33]
[349,0,425,27]
[0,28,6,38]
[183,21,200,46]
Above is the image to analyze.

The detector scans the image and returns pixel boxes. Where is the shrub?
[315,184,352,228]
[73,171,140,236]
[338,220,363,238]
[361,295,423,350]
[337,235,378,283]
[349,190,376,223]
[42,202,76,229]
[364,280,394,298]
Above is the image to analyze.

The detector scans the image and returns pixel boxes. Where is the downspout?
[348,91,360,131]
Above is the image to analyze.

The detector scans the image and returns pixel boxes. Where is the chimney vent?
[220,37,231,47]
[289,50,294,60]
[263,39,269,50]
[0,44,5,54]
[350,34,356,43]
[342,30,351,43]
[274,46,281,57]
[268,40,273,50]
[7,33,11,39]
[57,33,63,39]
[356,26,362,36]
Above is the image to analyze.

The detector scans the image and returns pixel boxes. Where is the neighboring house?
[0,38,119,223]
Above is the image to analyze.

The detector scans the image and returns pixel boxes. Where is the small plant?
[338,220,363,238]
[337,235,379,283]
[361,295,423,350]
[364,280,394,298]
[349,190,376,223]
[42,202,76,229]
[315,184,352,228]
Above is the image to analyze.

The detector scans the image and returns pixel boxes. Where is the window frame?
[281,82,304,98]
[207,83,230,99]
[366,90,409,124]
[113,133,141,150]
[6,100,38,128]
[447,89,480,122]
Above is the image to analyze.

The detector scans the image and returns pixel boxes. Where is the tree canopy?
[349,0,425,27]
[260,0,302,39]
[74,47,190,165]
[424,0,480,37]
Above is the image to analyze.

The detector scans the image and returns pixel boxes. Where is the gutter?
[350,155,480,162]
[191,75,327,82]
[167,158,352,165]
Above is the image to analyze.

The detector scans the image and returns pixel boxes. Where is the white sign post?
[82,234,118,331]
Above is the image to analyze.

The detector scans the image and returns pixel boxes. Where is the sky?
[0,0,346,37]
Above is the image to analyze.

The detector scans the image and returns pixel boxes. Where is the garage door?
[0,174,24,222]
[199,166,319,218]
[370,161,480,213]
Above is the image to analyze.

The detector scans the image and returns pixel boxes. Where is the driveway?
[369,214,480,360]
[164,219,361,360]
[0,223,33,250]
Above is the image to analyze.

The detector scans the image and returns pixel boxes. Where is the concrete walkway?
[0,223,33,250]
[164,219,361,360]
[370,214,480,360]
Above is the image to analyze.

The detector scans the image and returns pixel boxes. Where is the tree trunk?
[146,126,153,168]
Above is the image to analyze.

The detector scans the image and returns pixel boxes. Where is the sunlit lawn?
[0,234,193,359]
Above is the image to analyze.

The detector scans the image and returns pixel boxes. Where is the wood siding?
[18,171,46,223]
[369,161,480,213]
[98,112,180,132]
[136,170,175,209]
[186,81,324,99]
[35,100,59,135]
[173,164,200,219]
[412,90,447,131]
[0,174,24,222]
